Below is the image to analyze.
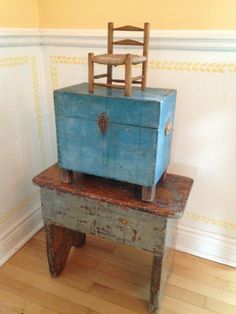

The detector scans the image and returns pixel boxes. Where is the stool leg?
[72,232,86,247]
[125,54,132,96]
[88,53,94,93]
[45,224,86,277]
[149,255,163,314]
[60,168,73,184]
[142,185,156,202]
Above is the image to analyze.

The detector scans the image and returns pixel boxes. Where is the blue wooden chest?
[54,83,176,201]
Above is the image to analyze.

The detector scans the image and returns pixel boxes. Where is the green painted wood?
[33,165,193,314]
[40,186,178,313]
[41,188,167,255]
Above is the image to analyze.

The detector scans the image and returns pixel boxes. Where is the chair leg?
[142,22,150,90]
[88,53,94,93]
[125,54,132,96]
[107,64,112,84]
[141,60,148,90]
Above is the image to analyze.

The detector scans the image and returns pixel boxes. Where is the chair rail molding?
[40,29,236,51]
[0,28,236,50]
[0,28,41,47]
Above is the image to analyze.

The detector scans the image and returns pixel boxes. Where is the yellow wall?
[0,0,235,29]
[38,0,236,29]
[0,0,39,28]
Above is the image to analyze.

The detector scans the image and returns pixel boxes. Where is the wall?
[0,1,236,267]
[0,1,43,265]
[0,0,46,264]
[0,0,39,28]
[38,0,236,29]
[41,30,236,266]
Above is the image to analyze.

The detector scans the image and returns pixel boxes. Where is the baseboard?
[0,207,44,267]
[176,223,236,267]
[1,207,235,268]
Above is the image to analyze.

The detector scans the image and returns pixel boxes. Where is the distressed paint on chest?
[54,83,177,187]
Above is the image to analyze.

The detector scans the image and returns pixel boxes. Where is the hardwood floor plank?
[158,309,176,314]
[206,297,236,314]
[173,263,236,292]
[0,287,59,314]
[89,282,149,314]
[113,246,153,267]
[9,243,149,300]
[164,283,206,308]
[85,235,117,253]
[8,248,93,293]
[0,305,18,314]
[161,296,216,314]
[66,262,149,300]
[0,272,92,314]
[94,260,150,286]
[174,251,236,283]
[0,230,236,314]
[169,273,236,306]
[175,251,232,271]
[0,264,139,314]
[75,244,152,275]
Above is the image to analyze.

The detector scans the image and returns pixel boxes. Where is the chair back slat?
[113,39,144,46]
[114,25,144,31]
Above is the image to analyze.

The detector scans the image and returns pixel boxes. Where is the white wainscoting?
[0,33,52,265]
[0,28,236,267]
[0,207,43,266]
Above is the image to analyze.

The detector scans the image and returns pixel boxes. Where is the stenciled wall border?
[185,213,236,231]
[0,56,46,225]
[50,54,236,231]
[50,55,236,82]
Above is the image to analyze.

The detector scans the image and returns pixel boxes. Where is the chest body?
[54,83,176,188]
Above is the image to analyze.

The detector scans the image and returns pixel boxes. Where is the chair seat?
[93,54,147,66]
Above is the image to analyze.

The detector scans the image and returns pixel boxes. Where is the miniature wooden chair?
[88,22,150,96]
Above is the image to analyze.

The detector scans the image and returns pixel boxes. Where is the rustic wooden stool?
[33,164,193,313]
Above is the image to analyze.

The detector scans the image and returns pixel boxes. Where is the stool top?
[33,164,193,219]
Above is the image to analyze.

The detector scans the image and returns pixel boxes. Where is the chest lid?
[54,83,176,129]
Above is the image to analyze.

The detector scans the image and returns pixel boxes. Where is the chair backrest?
[107,23,150,58]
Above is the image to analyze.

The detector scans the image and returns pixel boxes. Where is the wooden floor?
[0,230,235,314]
